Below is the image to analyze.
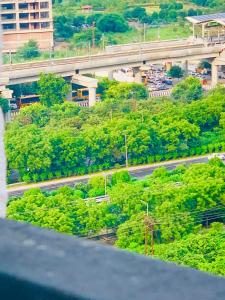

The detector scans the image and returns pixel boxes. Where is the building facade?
[0,0,53,52]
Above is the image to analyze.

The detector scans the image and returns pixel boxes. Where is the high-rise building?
[0,0,54,52]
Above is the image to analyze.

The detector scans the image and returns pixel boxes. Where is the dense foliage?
[7,161,225,276]
[0,98,9,113]
[17,40,40,59]
[172,77,203,102]
[38,73,70,107]
[5,83,225,183]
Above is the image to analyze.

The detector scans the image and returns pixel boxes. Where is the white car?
[208,153,225,160]
[10,103,18,110]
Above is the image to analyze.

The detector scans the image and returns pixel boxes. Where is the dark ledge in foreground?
[0,219,224,300]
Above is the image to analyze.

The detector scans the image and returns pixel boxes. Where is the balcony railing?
[0,219,224,300]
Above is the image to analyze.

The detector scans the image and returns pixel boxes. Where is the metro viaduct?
[1,39,225,105]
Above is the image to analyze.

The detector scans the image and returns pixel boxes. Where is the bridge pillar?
[183,60,188,77]
[88,87,96,107]
[108,70,114,80]
[134,73,143,83]
[66,84,73,101]
[0,78,13,100]
[211,62,218,87]
[72,75,98,107]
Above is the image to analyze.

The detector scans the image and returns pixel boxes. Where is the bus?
[17,95,40,109]
[72,88,101,103]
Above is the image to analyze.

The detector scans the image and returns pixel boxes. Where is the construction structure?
[0,0,53,52]
[186,13,225,44]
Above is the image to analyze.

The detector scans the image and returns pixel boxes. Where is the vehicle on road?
[208,153,225,160]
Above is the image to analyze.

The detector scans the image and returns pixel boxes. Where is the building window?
[19,3,28,10]
[41,22,50,28]
[30,23,40,29]
[30,12,39,20]
[40,12,49,19]
[40,2,49,9]
[2,23,16,30]
[20,23,29,30]
[1,4,15,10]
[1,13,16,21]
[19,13,29,20]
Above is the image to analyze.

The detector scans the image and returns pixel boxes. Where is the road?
[7,155,209,197]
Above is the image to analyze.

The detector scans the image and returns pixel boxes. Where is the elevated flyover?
[2,39,225,85]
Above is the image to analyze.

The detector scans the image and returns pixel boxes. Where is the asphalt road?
[7,156,209,197]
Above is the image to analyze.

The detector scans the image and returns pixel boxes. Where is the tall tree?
[38,73,70,107]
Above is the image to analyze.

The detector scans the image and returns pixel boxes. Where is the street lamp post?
[104,173,107,196]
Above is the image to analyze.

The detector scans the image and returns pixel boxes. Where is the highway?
[2,39,224,85]
[7,155,209,197]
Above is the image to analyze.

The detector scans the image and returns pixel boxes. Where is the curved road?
[7,155,209,197]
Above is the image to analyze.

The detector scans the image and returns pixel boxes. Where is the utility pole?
[124,134,128,168]
[144,218,148,255]
[143,23,146,42]
[102,34,105,50]
[88,41,91,58]
[150,220,154,256]
[92,22,95,48]
[157,26,160,41]
[143,210,155,256]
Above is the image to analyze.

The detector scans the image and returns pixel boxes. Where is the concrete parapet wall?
[0,219,225,300]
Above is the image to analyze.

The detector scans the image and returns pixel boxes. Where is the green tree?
[111,170,131,186]
[18,40,40,59]
[38,73,70,107]
[0,98,9,113]
[97,14,129,33]
[71,28,102,47]
[88,175,106,197]
[168,65,184,78]
[105,82,148,101]
[172,77,203,103]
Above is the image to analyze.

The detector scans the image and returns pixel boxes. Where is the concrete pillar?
[211,62,218,87]
[133,67,140,76]
[108,70,114,80]
[88,87,96,107]
[66,84,73,101]
[183,60,188,77]
[134,73,143,84]
[202,24,205,40]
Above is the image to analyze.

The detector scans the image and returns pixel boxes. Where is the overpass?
[1,38,225,104]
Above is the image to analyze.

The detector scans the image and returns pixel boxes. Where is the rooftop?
[186,12,225,25]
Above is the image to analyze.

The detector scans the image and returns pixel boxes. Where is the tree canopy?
[172,76,203,103]
[7,162,225,276]
[38,73,70,107]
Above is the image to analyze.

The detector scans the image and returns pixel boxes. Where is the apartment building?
[0,0,54,52]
